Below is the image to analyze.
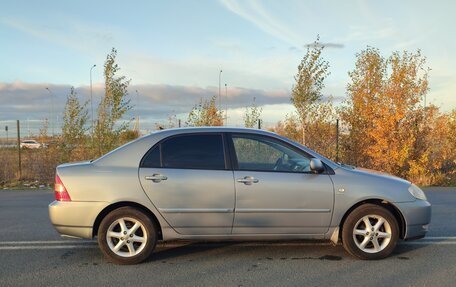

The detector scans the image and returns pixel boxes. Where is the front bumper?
[395,199,431,240]
[48,200,108,239]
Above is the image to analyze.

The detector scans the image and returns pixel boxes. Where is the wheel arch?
[339,199,406,240]
[92,201,163,240]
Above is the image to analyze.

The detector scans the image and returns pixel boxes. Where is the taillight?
[54,174,71,201]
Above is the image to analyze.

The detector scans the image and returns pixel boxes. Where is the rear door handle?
[145,174,168,183]
[236,176,259,185]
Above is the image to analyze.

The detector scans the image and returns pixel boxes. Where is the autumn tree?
[340,47,430,176]
[449,109,456,163]
[339,47,386,167]
[155,114,179,130]
[276,36,336,158]
[38,118,50,144]
[243,97,263,128]
[94,48,131,156]
[291,36,330,144]
[271,99,337,159]
[304,98,338,159]
[61,87,89,153]
[269,114,301,143]
[118,129,140,144]
[447,109,456,184]
[407,106,456,185]
[186,96,223,126]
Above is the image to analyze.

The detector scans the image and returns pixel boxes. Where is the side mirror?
[310,158,324,173]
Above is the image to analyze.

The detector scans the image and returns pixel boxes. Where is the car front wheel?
[98,207,157,264]
[342,204,399,260]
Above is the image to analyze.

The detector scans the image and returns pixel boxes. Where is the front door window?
[232,135,311,173]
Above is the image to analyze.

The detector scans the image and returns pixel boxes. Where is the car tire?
[98,207,157,265]
[342,204,399,260]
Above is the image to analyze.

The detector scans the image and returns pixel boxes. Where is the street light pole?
[336,119,340,163]
[90,64,96,135]
[224,83,227,126]
[45,87,55,137]
[135,89,140,134]
[218,70,223,111]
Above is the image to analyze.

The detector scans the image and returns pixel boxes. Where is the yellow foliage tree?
[339,47,456,185]
[244,97,263,128]
[270,98,337,159]
[186,96,223,127]
[291,36,330,145]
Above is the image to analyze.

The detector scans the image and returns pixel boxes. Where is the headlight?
[408,184,427,200]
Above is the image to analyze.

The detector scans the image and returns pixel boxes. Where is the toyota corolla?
[49,127,431,264]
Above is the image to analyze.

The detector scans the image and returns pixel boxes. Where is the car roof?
[92,126,338,170]
[149,126,276,137]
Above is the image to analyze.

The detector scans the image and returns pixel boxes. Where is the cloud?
[288,46,299,52]
[219,0,302,46]
[0,81,349,133]
[0,82,71,122]
[304,42,344,49]
[335,18,397,43]
[122,51,295,91]
[0,81,293,126]
[0,16,119,57]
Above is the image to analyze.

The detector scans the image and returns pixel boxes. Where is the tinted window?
[232,135,311,172]
[161,134,225,169]
[142,145,161,168]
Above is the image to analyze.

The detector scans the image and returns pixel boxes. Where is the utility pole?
[135,89,140,134]
[17,120,22,180]
[218,70,223,111]
[5,125,8,145]
[27,118,30,138]
[336,119,340,163]
[258,119,261,129]
[45,87,55,137]
[178,119,181,128]
[90,64,96,136]
[224,83,228,126]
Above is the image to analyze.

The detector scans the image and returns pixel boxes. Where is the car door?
[139,133,235,235]
[229,133,334,235]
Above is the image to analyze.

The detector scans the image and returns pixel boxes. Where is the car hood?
[348,166,411,185]
[334,165,416,203]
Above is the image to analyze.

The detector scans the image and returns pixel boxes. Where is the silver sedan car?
[49,127,431,264]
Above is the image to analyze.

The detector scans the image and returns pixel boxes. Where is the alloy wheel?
[352,214,392,253]
[106,217,148,257]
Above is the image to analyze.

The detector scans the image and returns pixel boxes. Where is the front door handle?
[145,174,168,183]
[236,176,259,185]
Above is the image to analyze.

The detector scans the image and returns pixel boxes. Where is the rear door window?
[161,134,226,170]
[141,145,161,168]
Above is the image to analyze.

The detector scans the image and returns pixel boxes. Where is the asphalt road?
[0,187,455,287]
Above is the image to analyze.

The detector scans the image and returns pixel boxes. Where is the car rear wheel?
[342,204,399,260]
[98,207,157,265]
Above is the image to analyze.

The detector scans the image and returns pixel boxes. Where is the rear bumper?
[48,200,108,239]
[395,199,431,240]
[53,225,93,239]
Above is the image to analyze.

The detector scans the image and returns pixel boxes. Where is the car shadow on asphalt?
[147,240,431,263]
[149,242,240,262]
[149,240,346,263]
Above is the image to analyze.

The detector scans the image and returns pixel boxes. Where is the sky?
[1,0,455,134]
